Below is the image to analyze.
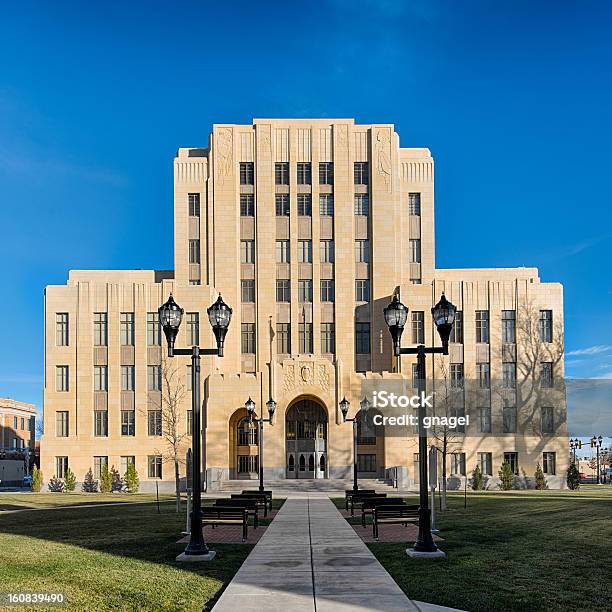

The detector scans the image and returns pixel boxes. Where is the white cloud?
[566,345,612,357]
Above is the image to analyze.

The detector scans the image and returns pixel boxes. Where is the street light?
[340,396,371,492]
[590,435,603,484]
[159,292,232,562]
[569,438,582,463]
[383,291,456,558]
[246,397,276,492]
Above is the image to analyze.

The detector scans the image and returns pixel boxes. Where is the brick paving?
[177,523,267,544]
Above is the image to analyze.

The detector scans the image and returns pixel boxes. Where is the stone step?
[217,478,399,493]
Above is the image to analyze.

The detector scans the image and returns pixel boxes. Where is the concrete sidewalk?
[213,496,452,612]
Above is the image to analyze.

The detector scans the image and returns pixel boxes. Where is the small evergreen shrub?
[31,466,43,492]
[48,476,65,493]
[64,468,77,492]
[110,466,124,493]
[534,463,547,490]
[567,462,581,490]
[470,465,484,491]
[498,460,514,491]
[82,468,99,493]
[100,465,112,493]
[124,463,140,493]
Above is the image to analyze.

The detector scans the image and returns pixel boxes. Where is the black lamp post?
[383,292,456,558]
[569,438,582,463]
[340,397,371,492]
[159,293,232,561]
[245,396,276,492]
[601,449,609,483]
[590,435,603,484]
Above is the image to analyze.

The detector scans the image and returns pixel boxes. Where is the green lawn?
[0,496,252,611]
[337,489,612,611]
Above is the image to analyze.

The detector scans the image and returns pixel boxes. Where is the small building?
[0,398,36,486]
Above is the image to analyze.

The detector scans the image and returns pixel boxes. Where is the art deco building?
[42,119,568,490]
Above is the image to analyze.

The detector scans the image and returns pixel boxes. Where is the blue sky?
[0,1,611,435]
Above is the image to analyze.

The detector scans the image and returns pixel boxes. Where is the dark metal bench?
[360,497,407,527]
[242,489,273,511]
[373,504,419,540]
[345,489,376,511]
[201,506,249,542]
[231,493,268,517]
[213,498,259,529]
[349,492,388,516]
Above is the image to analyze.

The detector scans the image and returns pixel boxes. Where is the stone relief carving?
[300,363,313,384]
[376,128,392,190]
[216,128,233,184]
[281,360,332,394]
[283,364,296,393]
[260,125,272,154]
[337,124,348,148]
[317,363,330,391]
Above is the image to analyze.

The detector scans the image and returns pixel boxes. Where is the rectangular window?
[356,323,371,354]
[297,162,311,185]
[56,365,69,392]
[504,452,519,475]
[298,240,312,263]
[241,323,255,354]
[188,193,200,217]
[240,240,255,263]
[240,162,254,185]
[238,455,259,473]
[188,239,200,264]
[409,239,421,263]
[541,406,554,434]
[451,452,466,476]
[121,365,135,392]
[148,455,163,478]
[476,363,490,389]
[276,279,290,302]
[320,280,335,302]
[55,456,68,479]
[94,456,108,479]
[147,365,161,392]
[275,193,290,216]
[120,455,135,475]
[355,280,370,302]
[476,311,489,343]
[319,194,334,216]
[121,410,135,436]
[502,405,517,433]
[502,363,516,389]
[450,363,464,389]
[241,280,255,303]
[298,323,313,354]
[408,193,421,215]
[354,162,369,185]
[502,310,516,343]
[320,240,334,263]
[276,240,290,263]
[94,313,108,346]
[412,312,425,344]
[478,452,492,476]
[355,240,369,263]
[449,311,463,343]
[354,194,369,216]
[478,407,491,433]
[120,312,135,346]
[187,410,193,435]
[298,280,313,303]
[543,452,556,475]
[321,323,335,353]
[319,162,333,184]
[56,313,69,346]
[147,313,161,346]
[357,454,377,472]
[540,362,553,388]
[539,310,553,342]
[148,410,162,436]
[56,411,69,437]
[240,194,255,216]
[297,193,312,216]
[94,365,108,392]
[94,410,108,437]
[275,162,289,185]
[186,313,199,346]
[276,323,291,354]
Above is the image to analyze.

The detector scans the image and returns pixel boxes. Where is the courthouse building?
[42,119,568,490]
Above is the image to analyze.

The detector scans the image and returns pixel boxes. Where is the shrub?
[498,461,514,491]
[567,462,581,490]
[110,465,124,493]
[470,465,484,491]
[124,463,140,493]
[48,476,65,493]
[82,468,99,493]
[64,468,77,492]
[534,463,547,490]
[100,465,112,493]
[31,466,43,492]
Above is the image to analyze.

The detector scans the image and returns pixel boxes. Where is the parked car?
[22,474,32,487]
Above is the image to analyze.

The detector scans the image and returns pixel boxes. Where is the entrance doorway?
[285,398,327,479]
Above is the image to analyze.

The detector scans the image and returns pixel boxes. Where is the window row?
[55,365,164,392]
[241,279,370,304]
[440,361,555,390]
[253,239,370,264]
[55,455,163,479]
[239,162,371,186]
[437,451,557,477]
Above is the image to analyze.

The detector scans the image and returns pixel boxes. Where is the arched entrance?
[285,398,328,479]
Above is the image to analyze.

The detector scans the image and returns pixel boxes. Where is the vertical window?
[94,313,108,346]
[297,162,311,185]
[320,280,335,302]
[240,162,254,185]
[354,162,369,185]
[148,365,161,391]
[450,363,464,389]
[409,239,421,263]
[451,452,466,476]
[121,455,135,474]
[276,323,291,354]
[408,193,421,215]
[504,452,519,475]
[478,407,492,433]
[186,313,199,346]
[241,280,255,302]
[502,363,516,389]
[55,456,68,479]
[355,280,370,302]
[94,366,108,392]
[502,310,516,343]
[354,194,369,216]
[450,311,463,343]
[188,193,200,217]
[275,162,289,185]
[275,194,290,216]
[121,410,135,436]
[355,323,371,354]
[320,240,334,263]
[539,310,553,343]
[298,240,312,263]
[94,410,108,437]
[56,411,69,437]
[319,162,333,184]
[240,240,255,264]
[56,313,69,346]
[298,323,313,354]
[188,239,200,264]
[298,280,313,303]
[187,410,193,435]
[240,194,255,216]
[411,312,424,344]
[357,454,377,472]
[478,452,492,476]
[121,366,135,391]
[321,323,335,353]
[276,240,290,263]
[276,279,290,302]
[297,194,312,216]
[120,313,135,346]
[94,456,108,479]
[319,194,334,216]
[241,323,255,354]
[355,240,369,263]
[148,455,163,478]
[502,405,517,433]
[56,366,69,392]
[541,406,554,434]
[475,311,489,343]
[148,410,162,436]
[540,362,553,388]
[543,452,556,475]
[476,363,490,389]
[147,313,161,346]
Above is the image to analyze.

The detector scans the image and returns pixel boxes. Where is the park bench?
[372,504,419,540]
[213,498,259,528]
[201,506,249,542]
[345,489,376,511]
[231,493,268,517]
[359,497,407,528]
[349,492,388,516]
[241,489,273,511]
